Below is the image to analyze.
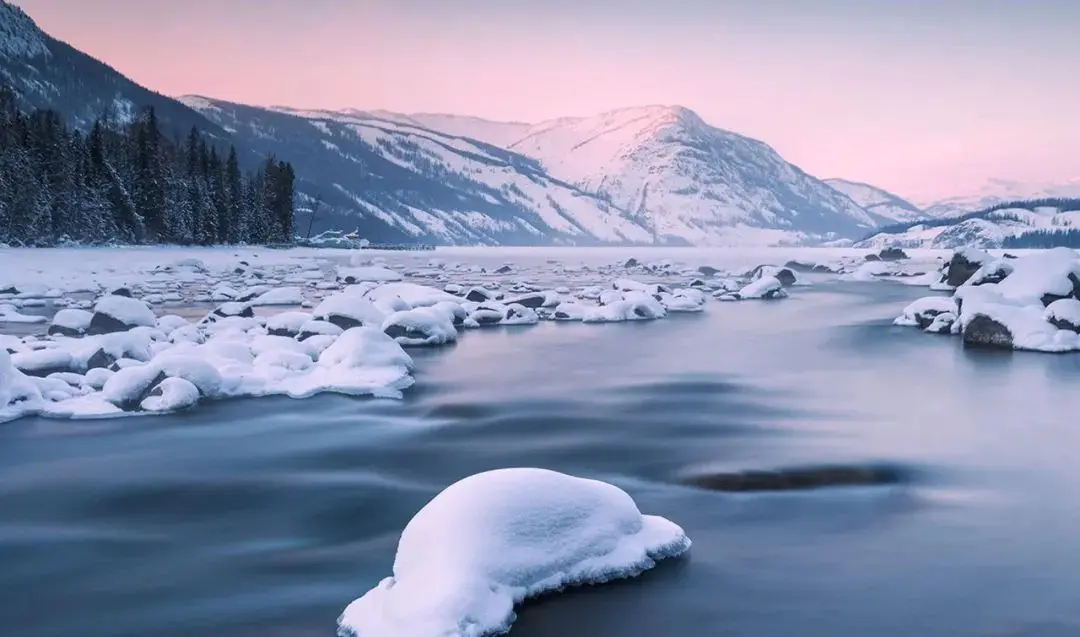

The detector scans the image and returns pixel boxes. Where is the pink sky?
[16,0,1080,204]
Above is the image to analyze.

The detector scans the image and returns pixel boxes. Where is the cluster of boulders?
[896,247,1080,352]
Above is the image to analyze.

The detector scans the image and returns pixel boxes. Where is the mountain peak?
[0,0,50,59]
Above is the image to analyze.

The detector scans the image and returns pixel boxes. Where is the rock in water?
[878,247,909,261]
[88,295,156,335]
[943,248,991,287]
[337,468,690,637]
[962,314,1014,349]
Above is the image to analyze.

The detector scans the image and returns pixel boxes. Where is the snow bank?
[338,468,690,637]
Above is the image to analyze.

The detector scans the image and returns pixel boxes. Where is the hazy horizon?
[14,0,1080,204]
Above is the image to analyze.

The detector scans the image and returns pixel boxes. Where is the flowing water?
[4,272,1080,637]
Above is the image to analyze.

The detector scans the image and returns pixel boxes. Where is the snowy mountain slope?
[0,0,228,139]
[922,178,1080,218]
[823,178,923,224]
[855,202,1080,249]
[501,105,878,245]
[182,97,656,245]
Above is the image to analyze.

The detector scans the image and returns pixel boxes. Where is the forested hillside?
[0,85,294,246]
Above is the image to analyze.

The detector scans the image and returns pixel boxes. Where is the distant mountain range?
[919,178,1080,219]
[4,0,1075,247]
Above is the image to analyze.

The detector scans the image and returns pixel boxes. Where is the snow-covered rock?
[338,266,403,284]
[894,296,958,329]
[265,311,313,337]
[1046,298,1080,333]
[382,307,459,346]
[337,468,691,637]
[88,295,156,335]
[48,308,93,336]
[313,293,386,330]
[250,287,305,306]
[501,303,539,325]
[716,276,788,301]
[583,291,667,323]
[140,377,200,413]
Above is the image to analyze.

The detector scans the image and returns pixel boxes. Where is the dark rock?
[1049,316,1080,333]
[924,315,954,334]
[878,247,909,261]
[384,324,427,341]
[685,464,909,493]
[624,258,640,268]
[267,328,299,338]
[943,251,987,287]
[505,293,546,309]
[340,276,359,285]
[774,268,797,287]
[233,291,259,303]
[962,314,1014,349]
[109,287,133,298]
[689,279,707,288]
[465,288,495,303]
[864,254,881,262]
[86,348,117,371]
[697,265,720,277]
[1003,253,1018,260]
[239,260,250,266]
[47,324,84,337]
[87,312,132,335]
[325,315,363,331]
[494,265,513,274]
[213,304,254,319]
[0,286,17,295]
[234,267,246,275]
[812,264,836,274]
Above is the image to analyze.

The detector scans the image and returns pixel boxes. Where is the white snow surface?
[337,468,691,637]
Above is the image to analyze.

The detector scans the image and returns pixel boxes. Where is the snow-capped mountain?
[182,97,655,245]
[856,200,1080,249]
[502,106,877,245]
[823,178,923,224]
[921,178,1080,218]
[0,0,226,139]
[185,99,890,246]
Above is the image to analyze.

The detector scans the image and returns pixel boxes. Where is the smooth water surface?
[4,277,1080,637]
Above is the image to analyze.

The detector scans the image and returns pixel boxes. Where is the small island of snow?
[337,468,691,637]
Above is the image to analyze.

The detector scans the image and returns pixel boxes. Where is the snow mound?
[382,307,459,346]
[338,468,691,637]
[338,266,403,283]
[251,287,305,306]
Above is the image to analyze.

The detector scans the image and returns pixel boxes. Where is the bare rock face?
[943,252,986,287]
[962,314,1014,350]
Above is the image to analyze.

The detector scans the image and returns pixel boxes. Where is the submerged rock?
[684,464,909,492]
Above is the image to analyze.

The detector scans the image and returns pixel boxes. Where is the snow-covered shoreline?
[4,244,1075,424]
[3,246,882,423]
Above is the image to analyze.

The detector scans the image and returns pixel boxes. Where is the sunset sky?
[16,0,1080,204]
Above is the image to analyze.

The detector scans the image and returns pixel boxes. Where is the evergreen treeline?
[0,85,295,246]
[865,197,1080,240]
[1002,229,1080,249]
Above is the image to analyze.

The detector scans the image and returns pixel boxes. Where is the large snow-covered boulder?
[941,248,992,288]
[1,349,44,422]
[48,309,94,337]
[337,468,691,637]
[367,283,459,312]
[11,348,76,377]
[283,327,414,399]
[88,295,156,335]
[582,291,667,323]
[265,311,313,337]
